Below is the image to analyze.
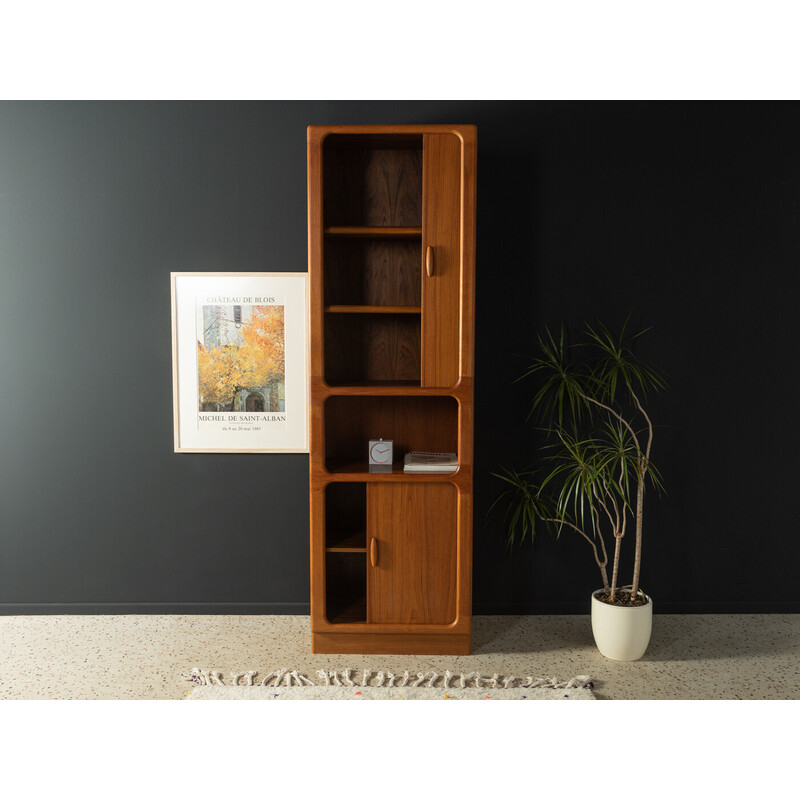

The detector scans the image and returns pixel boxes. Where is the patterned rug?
[182,668,596,700]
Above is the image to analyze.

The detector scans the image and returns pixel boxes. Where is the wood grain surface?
[367,483,457,625]
[308,125,476,654]
[422,133,462,388]
[324,395,458,463]
[323,237,421,307]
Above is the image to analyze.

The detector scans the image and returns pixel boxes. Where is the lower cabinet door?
[366,483,457,625]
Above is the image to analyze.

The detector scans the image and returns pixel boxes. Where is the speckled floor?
[0,614,798,700]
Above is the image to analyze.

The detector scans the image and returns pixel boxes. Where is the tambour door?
[366,483,458,624]
[421,133,462,388]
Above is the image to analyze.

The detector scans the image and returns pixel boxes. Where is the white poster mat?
[171,273,308,452]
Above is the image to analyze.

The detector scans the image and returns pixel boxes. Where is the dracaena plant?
[492,318,666,605]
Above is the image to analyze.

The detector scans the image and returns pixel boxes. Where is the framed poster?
[171,272,308,452]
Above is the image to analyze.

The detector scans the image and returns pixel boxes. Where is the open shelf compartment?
[324,395,458,474]
[322,134,422,228]
[325,483,367,551]
[324,313,420,386]
[325,551,366,624]
[323,237,421,308]
[325,483,368,624]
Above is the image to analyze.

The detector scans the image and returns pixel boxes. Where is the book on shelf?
[403,451,458,473]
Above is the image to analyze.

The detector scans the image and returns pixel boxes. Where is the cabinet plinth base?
[312,631,471,656]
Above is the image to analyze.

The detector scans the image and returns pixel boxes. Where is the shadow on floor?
[471,614,800,663]
[471,615,594,655]
[641,616,800,662]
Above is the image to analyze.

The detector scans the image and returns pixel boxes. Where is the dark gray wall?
[1,101,798,614]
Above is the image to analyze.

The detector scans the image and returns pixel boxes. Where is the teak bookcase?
[307,125,476,655]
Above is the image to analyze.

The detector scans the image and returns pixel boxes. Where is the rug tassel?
[192,669,205,684]
[230,671,256,686]
[184,668,593,691]
[258,670,277,686]
[565,675,592,688]
[460,672,479,688]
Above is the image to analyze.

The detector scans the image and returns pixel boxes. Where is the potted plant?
[492,318,666,660]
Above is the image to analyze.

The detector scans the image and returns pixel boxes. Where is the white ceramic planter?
[591,589,653,661]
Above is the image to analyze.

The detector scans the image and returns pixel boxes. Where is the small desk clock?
[368,438,393,472]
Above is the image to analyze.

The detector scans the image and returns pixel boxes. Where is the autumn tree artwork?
[197,304,285,413]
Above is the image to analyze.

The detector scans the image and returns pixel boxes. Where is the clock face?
[370,442,392,464]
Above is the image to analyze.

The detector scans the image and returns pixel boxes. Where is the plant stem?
[630,392,654,596]
[538,514,609,592]
[581,389,653,598]
[609,534,622,601]
[592,482,622,598]
[581,392,642,455]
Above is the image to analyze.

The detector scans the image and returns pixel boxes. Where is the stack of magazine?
[403,451,458,473]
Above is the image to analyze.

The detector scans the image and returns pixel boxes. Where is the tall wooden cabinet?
[307,125,476,655]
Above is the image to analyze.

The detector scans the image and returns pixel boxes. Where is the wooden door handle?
[426,245,434,277]
[370,537,378,567]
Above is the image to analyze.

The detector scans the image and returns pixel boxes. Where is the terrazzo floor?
[0,614,798,700]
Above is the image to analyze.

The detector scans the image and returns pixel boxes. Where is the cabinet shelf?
[324,237,420,309]
[324,395,458,470]
[325,549,366,625]
[322,138,422,228]
[324,226,422,238]
[325,305,421,315]
[325,483,366,550]
[323,380,422,390]
[325,528,367,552]
[326,597,367,625]
[325,460,458,480]
[325,314,420,385]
